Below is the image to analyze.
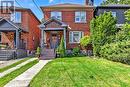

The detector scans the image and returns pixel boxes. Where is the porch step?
[40,49,56,60]
[0,50,16,61]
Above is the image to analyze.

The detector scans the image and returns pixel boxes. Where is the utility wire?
[32,0,42,13]
[15,0,24,8]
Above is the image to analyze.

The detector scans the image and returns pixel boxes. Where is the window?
[112,12,116,17]
[51,11,62,20]
[75,11,86,23]
[11,12,21,23]
[69,31,84,43]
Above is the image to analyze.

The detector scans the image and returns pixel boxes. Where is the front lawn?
[30,57,130,87]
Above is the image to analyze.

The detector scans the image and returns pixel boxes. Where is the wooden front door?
[50,33,59,49]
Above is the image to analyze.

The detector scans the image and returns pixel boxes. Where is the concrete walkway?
[4,60,51,87]
[0,58,36,78]
[0,58,26,68]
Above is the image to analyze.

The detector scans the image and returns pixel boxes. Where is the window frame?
[51,11,62,20]
[75,11,86,23]
[11,12,22,23]
[69,31,84,43]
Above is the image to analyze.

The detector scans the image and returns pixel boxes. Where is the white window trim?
[75,11,86,23]
[51,11,62,20]
[69,31,84,44]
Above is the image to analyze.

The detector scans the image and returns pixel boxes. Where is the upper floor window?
[51,11,62,20]
[112,12,116,17]
[75,11,86,23]
[11,12,22,23]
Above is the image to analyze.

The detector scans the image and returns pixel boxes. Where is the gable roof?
[41,3,94,9]
[0,18,28,32]
[39,17,68,28]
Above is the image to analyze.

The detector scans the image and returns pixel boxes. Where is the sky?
[3,0,104,20]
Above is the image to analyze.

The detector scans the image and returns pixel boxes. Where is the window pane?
[73,32,79,42]
[10,13,14,21]
[51,11,62,20]
[16,12,21,23]
[75,11,86,22]
[69,31,84,43]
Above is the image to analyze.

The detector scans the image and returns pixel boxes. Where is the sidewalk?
[0,58,36,78]
[0,58,26,68]
[4,60,51,87]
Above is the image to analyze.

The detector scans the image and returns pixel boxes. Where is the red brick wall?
[0,9,41,51]
[43,8,94,49]
[27,11,41,50]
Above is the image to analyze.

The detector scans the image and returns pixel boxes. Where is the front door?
[50,33,59,49]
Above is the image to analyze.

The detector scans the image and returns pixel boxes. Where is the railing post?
[63,28,66,49]
[41,29,44,49]
[16,30,19,49]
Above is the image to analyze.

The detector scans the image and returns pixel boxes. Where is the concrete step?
[0,58,11,60]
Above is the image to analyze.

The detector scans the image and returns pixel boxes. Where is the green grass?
[0,58,30,73]
[0,59,39,87]
[30,57,130,87]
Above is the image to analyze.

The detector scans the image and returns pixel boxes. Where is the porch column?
[16,30,20,49]
[63,28,66,49]
[41,29,44,49]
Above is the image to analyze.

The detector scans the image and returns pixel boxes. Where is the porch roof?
[39,17,68,30]
[0,18,28,32]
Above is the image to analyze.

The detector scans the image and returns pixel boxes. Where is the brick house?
[0,7,41,60]
[39,0,94,59]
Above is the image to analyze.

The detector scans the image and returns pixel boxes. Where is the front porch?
[39,17,68,59]
[0,18,27,60]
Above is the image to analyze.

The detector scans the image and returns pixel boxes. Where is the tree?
[101,0,130,5]
[36,46,41,58]
[57,37,66,57]
[90,12,117,56]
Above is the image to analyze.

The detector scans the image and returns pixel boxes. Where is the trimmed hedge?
[100,40,130,64]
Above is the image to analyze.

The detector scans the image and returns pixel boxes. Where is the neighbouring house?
[95,4,130,28]
[0,7,41,60]
[39,0,94,59]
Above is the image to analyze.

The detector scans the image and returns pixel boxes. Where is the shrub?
[100,40,130,64]
[80,36,90,47]
[57,37,66,58]
[90,12,117,56]
[72,47,80,56]
[36,47,41,55]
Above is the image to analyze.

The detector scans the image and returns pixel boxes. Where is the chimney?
[85,0,94,6]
